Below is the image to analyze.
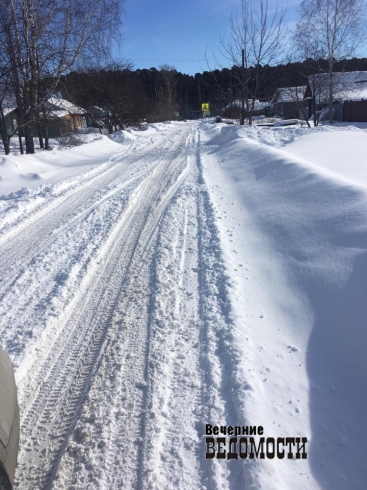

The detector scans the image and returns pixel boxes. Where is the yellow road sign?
[201,103,210,112]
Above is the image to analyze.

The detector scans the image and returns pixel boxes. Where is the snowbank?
[0,122,178,196]
[200,121,367,490]
[0,135,126,195]
[107,129,137,144]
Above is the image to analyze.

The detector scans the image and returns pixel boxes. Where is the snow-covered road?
[1,120,367,490]
[0,123,246,489]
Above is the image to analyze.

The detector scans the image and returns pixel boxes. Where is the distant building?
[1,95,18,135]
[309,71,367,122]
[222,99,268,119]
[45,98,88,136]
[270,86,311,120]
[1,96,88,139]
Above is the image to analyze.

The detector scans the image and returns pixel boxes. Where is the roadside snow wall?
[201,122,367,490]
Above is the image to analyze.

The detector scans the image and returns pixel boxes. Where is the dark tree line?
[59,56,367,129]
[3,49,367,152]
[61,64,205,126]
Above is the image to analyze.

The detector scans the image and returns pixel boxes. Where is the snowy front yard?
[0,120,366,489]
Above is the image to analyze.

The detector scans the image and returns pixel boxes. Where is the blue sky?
[119,0,302,75]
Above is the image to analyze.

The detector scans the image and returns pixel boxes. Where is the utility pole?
[240,48,245,125]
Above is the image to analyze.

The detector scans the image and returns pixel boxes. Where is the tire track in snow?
[0,130,174,297]
[140,127,251,489]
[137,160,204,489]
[11,125,194,490]
[0,127,171,244]
[135,131,203,490]
[133,127,247,490]
[54,130,196,490]
[0,128,186,374]
[3,122,246,490]
[196,126,254,489]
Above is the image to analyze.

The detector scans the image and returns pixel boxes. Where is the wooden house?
[310,71,367,122]
[45,98,88,137]
[270,86,311,120]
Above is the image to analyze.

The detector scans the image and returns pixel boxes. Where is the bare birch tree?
[221,0,287,125]
[0,0,124,153]
[295,0,367,123]
[158,65,178,120]
[0,24,14,155]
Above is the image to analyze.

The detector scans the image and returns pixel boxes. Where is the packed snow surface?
[0,120,366,489]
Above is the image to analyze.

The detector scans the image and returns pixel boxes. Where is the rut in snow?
[0,123,244,490]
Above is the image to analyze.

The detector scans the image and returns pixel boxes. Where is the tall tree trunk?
[327,59,334,124]
[38,123,44,148]
[41,106,50,149]
[0,109,10,155]
[24,125,34,154]
[18,131,24,154]
[44,127,49,149]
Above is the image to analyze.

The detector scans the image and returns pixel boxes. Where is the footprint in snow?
[287,345,299,352]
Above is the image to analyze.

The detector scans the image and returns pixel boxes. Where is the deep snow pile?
[0,125,156,195]
[0,135,121,195]
[200,120,367,490]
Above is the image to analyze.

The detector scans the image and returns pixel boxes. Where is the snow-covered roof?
[3,107,16,116]
[47,97,86,115]
[224,99,268,111]
[1,95,86,118]
[1,95,17,115]
[310,71,367,102]
[271,86,307,104]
